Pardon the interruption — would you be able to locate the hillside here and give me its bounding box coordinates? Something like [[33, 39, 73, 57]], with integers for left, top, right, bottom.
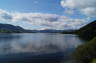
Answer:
[[0, 23, 25, 33], [73, 20, 96, 63], [0, 23, 66, 33], [76, 20, 96, 40]]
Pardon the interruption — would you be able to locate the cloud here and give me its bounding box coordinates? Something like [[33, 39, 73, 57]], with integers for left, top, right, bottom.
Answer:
[[0, 9, 13, 21], [81, 8, 96, 17], [64, 9, 75, 15], [61, 0, 96, 17], [0, 9, 87, 30]]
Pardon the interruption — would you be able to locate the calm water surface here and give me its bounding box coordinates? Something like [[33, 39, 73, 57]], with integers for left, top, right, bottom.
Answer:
[[0, 33, 84, 63]]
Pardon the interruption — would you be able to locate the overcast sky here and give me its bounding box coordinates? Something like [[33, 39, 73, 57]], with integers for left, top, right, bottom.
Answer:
[[0, 0, 95, 30]]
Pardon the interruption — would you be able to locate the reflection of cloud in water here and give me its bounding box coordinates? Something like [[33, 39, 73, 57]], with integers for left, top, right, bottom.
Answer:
[[11, 41, 65, 53], [0, 33, 84, 55], [0, 41, 67, 54]]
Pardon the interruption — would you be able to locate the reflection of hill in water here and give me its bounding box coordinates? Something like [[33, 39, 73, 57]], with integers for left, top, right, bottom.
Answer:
[[0, 34, 21, 41]]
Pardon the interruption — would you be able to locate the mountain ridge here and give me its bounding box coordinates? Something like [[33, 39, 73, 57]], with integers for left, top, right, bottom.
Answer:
[[0, 23, 71, 33], [76, 20, 96, 40]]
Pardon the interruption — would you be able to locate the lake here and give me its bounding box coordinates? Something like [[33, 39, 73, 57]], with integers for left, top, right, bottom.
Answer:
[[0, 33, 84, 63]]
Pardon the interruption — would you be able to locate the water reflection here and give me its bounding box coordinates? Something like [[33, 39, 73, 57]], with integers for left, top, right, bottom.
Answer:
[[0, 33, 85, 63], [0, 33, 21, 42], [0, 52, 65, 63], [0, 33, 84, 55]]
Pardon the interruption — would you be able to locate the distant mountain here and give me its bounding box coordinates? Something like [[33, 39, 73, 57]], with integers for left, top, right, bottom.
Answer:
[[34, 29, 64, 33], [76, 20, 96, 40], [0, 23, 67, 33], [0, 23, 25, 33], [24, 29, 64, 33], [62, 30, 77, 34], [28, 29, 77, 33], [0, 23, 89, 33]]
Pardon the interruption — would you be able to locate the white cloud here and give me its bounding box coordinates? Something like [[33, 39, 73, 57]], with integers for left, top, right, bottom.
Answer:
[[61, 0, 96, 17], [64, 9, 75, 15], [81, 8, 96, 17], [0, 9, 87, 30], [61, 0, 96, 8], [0, 9, 12, 21]]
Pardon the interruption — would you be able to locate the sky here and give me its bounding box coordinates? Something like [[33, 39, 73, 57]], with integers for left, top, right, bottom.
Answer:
[[0, 0, 95, 30]]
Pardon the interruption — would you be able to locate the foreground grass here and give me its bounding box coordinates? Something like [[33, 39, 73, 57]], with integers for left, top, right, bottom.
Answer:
[[91, 59, 96, 63], [73, 37, 96, 63]]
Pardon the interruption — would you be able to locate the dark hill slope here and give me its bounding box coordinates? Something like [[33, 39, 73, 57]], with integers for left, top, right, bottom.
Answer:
[[77, 20, 96, 40], [0, 23, 24, 33]]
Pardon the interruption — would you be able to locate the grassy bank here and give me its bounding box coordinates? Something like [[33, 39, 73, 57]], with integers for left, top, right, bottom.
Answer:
[[91, 59, 96, 63], [73, 37, 96, 63]]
